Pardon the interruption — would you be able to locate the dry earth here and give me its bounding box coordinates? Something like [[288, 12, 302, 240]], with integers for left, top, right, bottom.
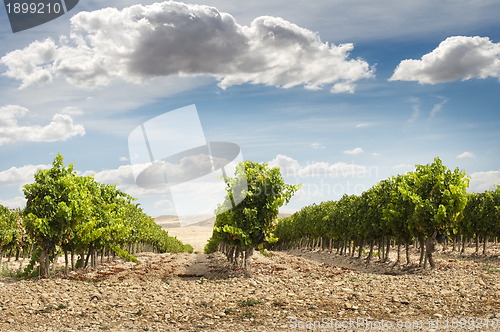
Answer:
[[0, 226, 499, 331], [155, 215, 214, 252], [165, 225, 213, 252]]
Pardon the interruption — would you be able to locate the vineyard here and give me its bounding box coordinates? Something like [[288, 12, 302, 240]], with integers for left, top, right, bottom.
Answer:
[[0, 156, 499, 331], [270, 157, 500, 269], [1, 156, 499, 278], [205, 157, 499, 274], [0, 154, 192, 278]]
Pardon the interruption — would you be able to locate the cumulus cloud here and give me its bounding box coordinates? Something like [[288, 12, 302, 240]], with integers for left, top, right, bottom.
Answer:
[[269, 154, 367, 178], [390, 36, 500, 84], [82, 164, 135, 188], [0, 163, 133, 192], [81, 165, 170, 197], [469, 171, 500, 193], [0, 164, 49, 187], [457, 151, 475, 159], [0, 196, 26, 209], [268, 154, 300, 175], [0, 39, 57, 89], [0, 1, 373, 93], [81, 161, 228, 207], [1, 154, 371, 216], [343, 147, 364, 155], [0, 105, 85, 145]]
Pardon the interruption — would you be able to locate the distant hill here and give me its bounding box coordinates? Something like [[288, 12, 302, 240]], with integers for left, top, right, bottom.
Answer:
[[154, 214, 215, 228], [155, 212, 291, 228], [154, 215, 180, 228], [191, 215, 216, 226]]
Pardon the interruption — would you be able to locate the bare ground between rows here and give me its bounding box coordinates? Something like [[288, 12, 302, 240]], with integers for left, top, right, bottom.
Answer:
[[0, 246, 499, 331]]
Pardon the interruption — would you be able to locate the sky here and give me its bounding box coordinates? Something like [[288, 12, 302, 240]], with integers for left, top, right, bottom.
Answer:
[[0, 0, 499, 219]]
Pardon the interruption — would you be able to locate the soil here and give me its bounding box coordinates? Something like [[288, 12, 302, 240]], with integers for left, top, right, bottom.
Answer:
[[0, 231, 499, 331]]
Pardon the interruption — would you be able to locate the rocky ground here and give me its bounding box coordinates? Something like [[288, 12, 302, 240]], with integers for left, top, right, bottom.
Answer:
[[0, 244, 499, 331]]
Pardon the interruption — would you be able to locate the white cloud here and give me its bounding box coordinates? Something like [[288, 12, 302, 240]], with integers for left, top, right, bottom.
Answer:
[[0, 164, 49, 187], [0, 39, 57, 89], [0, 196, 26, 209], [82, 164, 136, 188], [269, 154, 300, 175], [355, 123, 369, 128], [0, 1, 373, 93], [0, 105, 85, 145], [457, 151, 475, 159], [310, 142, 325, 149], [81, 165, 171, 198], [0, 155, 370, 217], [343, 147, 364, 155], [269, 154, 367, 178], [330, 81, 356, 94], [71, 1, 500, 43], [390, 36, 500, 84], [81, 162, 232, 216], [469, 171, 500, 193]]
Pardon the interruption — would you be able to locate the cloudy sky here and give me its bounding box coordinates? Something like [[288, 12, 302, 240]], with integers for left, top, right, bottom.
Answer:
[[0, 0, 499, 217]]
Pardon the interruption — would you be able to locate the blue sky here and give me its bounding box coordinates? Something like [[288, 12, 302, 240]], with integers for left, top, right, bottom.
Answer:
[[0, 1, 499, 217]]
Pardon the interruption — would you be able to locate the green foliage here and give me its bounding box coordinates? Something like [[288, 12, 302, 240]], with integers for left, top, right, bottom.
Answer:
[[109, 244, 140, 263], [382, 175, 415, 242], [22, 247, 41, 278], [19, 153, 192, 276], [205, 161, 300, 253], [0, 205, 22, 251], [399, 157, 469, 238], [273, 156, 475, 255], [23, 154, 88, 270], [461, 188, 500, 241]]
